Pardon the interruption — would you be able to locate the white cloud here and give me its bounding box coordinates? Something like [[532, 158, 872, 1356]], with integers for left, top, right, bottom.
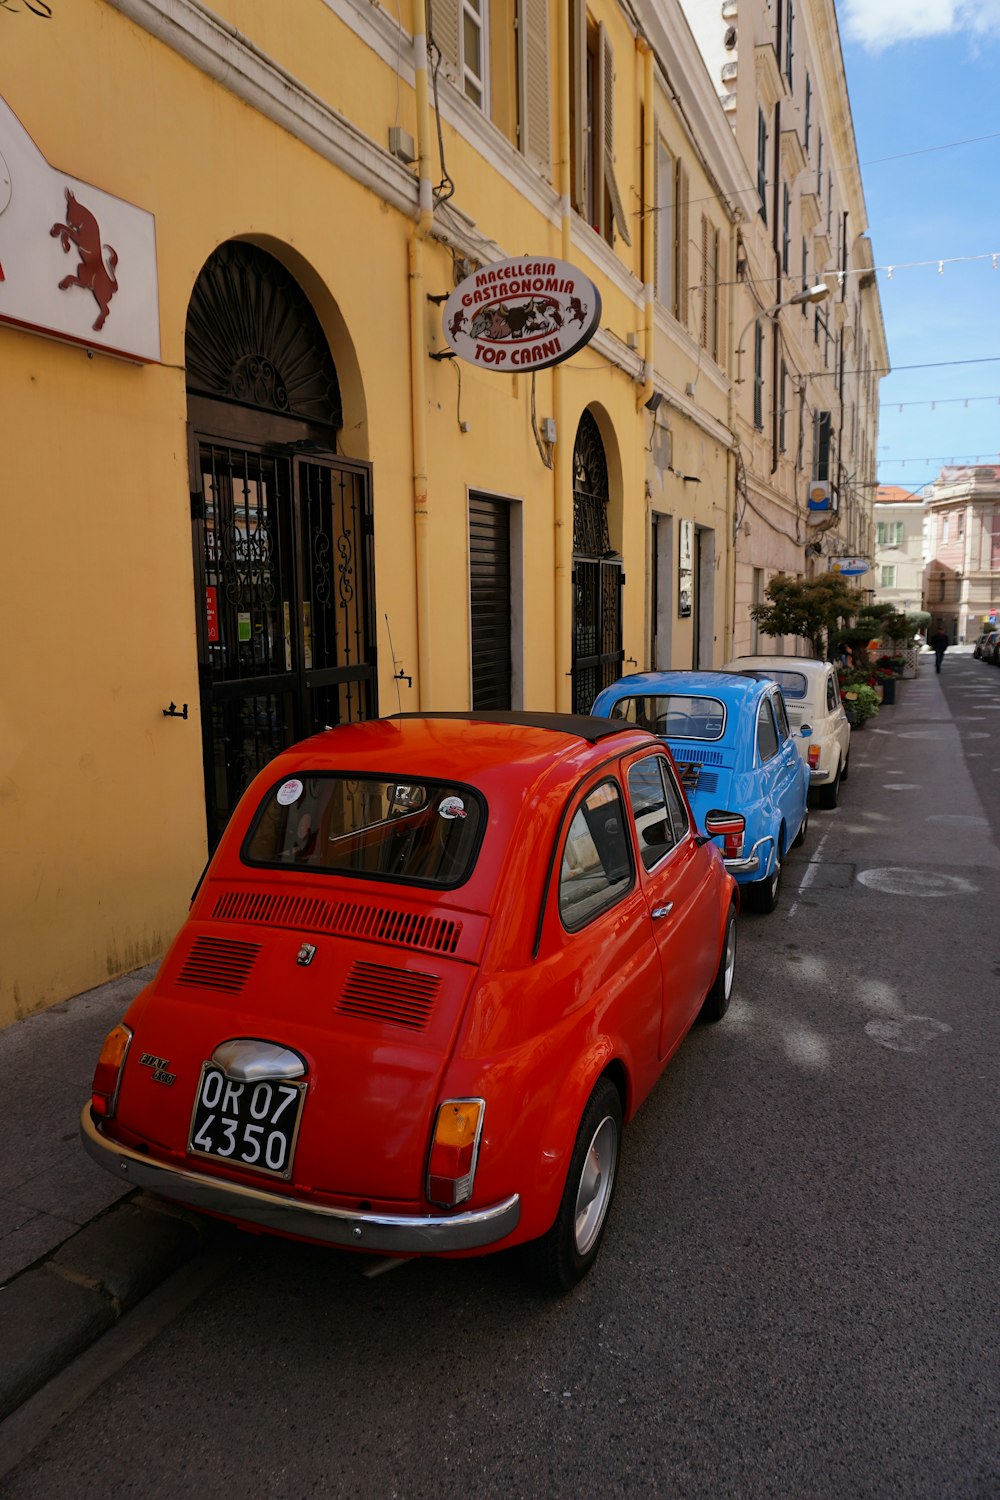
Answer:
[[841, 0, 1000, 51]]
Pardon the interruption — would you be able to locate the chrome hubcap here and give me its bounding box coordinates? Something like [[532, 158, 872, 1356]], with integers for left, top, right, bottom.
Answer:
[[573, 1116, 618, 1255], [723, 918, 737, 998]]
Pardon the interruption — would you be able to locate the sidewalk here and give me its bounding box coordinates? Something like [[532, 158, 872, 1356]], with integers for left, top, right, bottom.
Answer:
[[0, 966, 214, 1420]]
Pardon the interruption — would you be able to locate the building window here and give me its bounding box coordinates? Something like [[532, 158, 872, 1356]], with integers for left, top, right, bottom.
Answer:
[[784, 0, 794, 83], [813, 409, 832, 481], [782, 184, 791, 273], [941, 516, 949, 542], [804, 74, 811, 151], [653, 141, 688, 324], [877, 520, 904, 545], [816, 127, 823, 195], [757, 110, 768, 221], [431, 0, 550, 174], [779, 361, 788, 452], [700, 215, 719, 360], [880, 565, 897, 588], [753, 321, 764, 430], [460, 0, 488, 107], [570, 6, 630, 247]]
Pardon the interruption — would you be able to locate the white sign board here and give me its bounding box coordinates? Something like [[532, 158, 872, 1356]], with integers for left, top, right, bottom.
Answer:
[[443, 256, 601, 371], [0, 95, 160, 362], [829, 557, 869, 577]]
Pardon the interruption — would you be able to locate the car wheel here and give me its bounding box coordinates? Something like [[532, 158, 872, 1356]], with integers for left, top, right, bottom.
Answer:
[[699, 902, 737, 1023], [840, 752, 850, 783], [793, 803, 809, 847], [748, 838, 783, 914], [523, 1077, 622, 1294], [818, 759, 841, 809]]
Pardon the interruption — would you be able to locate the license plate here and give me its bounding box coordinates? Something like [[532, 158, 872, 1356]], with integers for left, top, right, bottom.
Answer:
[[188, 1064, 306, 1179]]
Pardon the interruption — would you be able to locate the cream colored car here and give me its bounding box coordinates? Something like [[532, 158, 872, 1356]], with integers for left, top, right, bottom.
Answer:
[[721, 656, 851, 809]]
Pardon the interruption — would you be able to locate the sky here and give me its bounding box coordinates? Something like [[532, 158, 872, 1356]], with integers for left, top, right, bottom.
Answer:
[[837, 0, 1000, 496]]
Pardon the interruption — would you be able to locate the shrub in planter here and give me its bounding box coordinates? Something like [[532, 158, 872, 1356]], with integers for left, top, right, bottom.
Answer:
[[843, 682, 880, 727]]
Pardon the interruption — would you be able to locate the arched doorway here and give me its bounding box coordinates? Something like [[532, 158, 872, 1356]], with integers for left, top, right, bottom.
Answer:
[[185, 241, 377, 845], [571, 409, 623, 712]]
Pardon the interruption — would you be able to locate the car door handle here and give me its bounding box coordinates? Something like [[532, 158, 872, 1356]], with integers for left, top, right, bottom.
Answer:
[[651, 903, 674, 920]]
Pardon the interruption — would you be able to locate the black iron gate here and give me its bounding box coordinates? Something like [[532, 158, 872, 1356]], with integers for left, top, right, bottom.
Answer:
[[571, 410, 623, 713], [192, 439, 376, 845]]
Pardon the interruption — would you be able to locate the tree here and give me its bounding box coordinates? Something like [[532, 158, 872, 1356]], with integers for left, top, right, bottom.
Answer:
[[750, 573, 860, 659]]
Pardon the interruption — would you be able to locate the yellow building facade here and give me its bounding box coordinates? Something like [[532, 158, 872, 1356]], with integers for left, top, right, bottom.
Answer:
[[2, 0, 755, 1024]]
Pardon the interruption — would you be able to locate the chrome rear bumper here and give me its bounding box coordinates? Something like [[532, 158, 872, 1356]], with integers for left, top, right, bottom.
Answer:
[[81, 1105, 520, 1255]]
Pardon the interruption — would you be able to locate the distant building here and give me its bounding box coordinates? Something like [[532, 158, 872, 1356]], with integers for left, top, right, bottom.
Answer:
[[921, 467, 1000, 643], [873, 485, 925, 619]]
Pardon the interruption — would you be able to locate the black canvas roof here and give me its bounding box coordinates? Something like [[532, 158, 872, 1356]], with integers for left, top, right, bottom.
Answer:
[[386, 711, 644, 745]]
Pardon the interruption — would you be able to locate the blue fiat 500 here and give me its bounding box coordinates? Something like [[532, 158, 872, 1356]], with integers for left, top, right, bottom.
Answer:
[[592, 671, 809, 913]]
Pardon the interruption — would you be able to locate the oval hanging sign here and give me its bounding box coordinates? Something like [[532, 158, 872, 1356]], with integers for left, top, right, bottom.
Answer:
[[829, 556, 869, 577], [442, 257, 602, 371]]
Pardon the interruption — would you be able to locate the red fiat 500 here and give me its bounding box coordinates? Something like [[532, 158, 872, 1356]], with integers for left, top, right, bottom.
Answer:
[[82, 713, 739, 1291]]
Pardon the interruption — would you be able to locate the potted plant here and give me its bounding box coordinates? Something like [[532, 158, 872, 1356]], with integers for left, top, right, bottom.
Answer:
[[842, 681, 880, 728]]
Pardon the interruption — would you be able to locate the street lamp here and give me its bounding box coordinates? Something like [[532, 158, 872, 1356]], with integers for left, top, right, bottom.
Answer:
[[734, 282, 830, 384]]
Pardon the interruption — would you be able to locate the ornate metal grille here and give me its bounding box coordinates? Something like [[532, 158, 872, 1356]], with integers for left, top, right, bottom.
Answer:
[[571, 411, 622, 713], [186, 242, 343, 427], [186, 242, 374, 847]]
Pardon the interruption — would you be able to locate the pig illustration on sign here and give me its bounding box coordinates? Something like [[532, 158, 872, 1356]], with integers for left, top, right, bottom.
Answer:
[[51, 188, 119, 331]]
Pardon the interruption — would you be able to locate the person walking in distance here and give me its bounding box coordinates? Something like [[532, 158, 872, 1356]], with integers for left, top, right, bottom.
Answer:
[[930, 625, 950, 674]]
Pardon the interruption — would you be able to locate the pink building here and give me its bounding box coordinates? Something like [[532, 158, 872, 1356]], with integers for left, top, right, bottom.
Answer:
[[922, 466, 1000, 643]]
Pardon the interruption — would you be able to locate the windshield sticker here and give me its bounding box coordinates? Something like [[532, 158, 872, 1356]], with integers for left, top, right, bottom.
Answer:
[[276, 778, 304, 807], [438, 796, 467, 820]]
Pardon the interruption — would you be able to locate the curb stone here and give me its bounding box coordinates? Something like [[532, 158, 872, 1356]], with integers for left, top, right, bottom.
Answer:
[[0, 1193, 210, 1420]]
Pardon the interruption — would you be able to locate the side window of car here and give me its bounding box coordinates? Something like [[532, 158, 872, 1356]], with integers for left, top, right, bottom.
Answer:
[[661, 762, 691, 842], [559, 780, 634, 928], [772, 692, 791, 742], [827, 672, 839, 712], [757, 699, 780, 762], [626, 757, 679, 870]]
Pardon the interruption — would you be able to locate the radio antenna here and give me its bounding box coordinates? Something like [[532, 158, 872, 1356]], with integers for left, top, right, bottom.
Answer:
[[384, 614, 412, 715]]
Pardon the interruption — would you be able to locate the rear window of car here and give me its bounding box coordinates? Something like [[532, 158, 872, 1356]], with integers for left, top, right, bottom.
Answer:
[[606, 694, 725, 740], [750, 669, 808, 700], [243, 774, 486, 887]]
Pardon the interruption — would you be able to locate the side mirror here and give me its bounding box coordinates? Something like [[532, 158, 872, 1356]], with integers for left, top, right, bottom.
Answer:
[[702, 809, 746, 840]]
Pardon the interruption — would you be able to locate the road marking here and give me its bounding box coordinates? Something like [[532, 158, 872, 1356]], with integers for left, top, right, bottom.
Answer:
[[786, 828, 831, 918], [882, 783, 922, 791], [926, 813, 989, 826]]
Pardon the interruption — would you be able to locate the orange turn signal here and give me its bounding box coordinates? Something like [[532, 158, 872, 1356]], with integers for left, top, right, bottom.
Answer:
[[427, 1098, 485, 1207], [91, 1024, 133, 1119]]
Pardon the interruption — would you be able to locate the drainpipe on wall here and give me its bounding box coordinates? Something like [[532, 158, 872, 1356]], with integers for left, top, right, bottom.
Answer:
[[409, 10, 435, 708], [553, 0, 573, 709], [636, 37, 655, 415]]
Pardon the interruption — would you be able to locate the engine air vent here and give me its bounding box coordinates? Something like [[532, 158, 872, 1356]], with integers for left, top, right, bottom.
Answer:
[[211, 891, 462, 955], [177, 936, 261, 993], [336, 962, 441, 1031]]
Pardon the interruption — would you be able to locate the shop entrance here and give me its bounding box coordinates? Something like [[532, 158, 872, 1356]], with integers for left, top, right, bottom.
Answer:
[[186, 244, 376, 846], [571, 410, 623, 712]]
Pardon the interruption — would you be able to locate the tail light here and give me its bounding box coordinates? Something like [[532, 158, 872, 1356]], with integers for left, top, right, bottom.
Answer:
[[704, 809, 746, 860], [91, 1024, 133, 1120], [807, 744, 821, 769], [427, 1098, 485, 1207]]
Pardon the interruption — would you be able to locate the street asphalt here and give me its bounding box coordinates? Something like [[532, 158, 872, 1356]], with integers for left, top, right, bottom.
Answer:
[[0, 645, 985, 1430]]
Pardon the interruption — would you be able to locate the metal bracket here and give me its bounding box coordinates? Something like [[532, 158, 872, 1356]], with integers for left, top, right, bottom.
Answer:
[[162, 702, 189, 720]]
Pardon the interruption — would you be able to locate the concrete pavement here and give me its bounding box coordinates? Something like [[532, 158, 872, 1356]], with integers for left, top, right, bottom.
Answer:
[[0, 967, 214, 1420]]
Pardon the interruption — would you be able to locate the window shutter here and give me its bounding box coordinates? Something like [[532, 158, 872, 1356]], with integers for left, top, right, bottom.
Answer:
[[431, 0, 460, 71], [673, 160, 689, 325], [699, 215, 709, 349], [517, 0, 551, 176], [598, 23, 631, 245], [570, 0, 586, 212]]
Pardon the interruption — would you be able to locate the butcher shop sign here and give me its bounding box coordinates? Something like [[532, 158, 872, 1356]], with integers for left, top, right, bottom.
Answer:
[[443, 256, 601, 371], [0, 95, 160, 362]]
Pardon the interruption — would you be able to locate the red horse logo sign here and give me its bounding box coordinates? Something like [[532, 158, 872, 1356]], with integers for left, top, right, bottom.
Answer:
[[50, 187, 119, 330]]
